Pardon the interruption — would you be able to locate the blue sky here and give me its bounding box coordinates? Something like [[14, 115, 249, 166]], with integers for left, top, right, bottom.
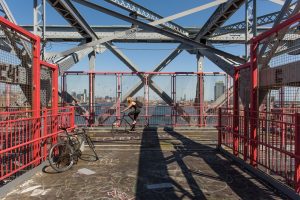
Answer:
[[4, 0, 283, 99]]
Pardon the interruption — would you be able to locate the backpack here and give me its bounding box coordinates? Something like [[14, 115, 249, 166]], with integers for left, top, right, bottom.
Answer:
[[135, 100, 143, 108]]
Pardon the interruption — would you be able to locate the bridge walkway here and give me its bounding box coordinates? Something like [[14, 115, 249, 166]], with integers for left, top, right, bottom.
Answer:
[[2, 128, 287, 200]]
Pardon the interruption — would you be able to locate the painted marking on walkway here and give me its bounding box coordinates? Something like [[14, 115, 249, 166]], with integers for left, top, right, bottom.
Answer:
[[147, 183, 173, 190]]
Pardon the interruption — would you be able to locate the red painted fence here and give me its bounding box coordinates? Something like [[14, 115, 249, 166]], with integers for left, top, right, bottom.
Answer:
[[218, 108, 300, 190], [218, 12, 300, 193], [0, 107, 75, 184]]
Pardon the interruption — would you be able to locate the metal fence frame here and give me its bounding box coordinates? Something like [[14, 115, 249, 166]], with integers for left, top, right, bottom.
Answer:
[[0, 16, 75, 185], [218, 12, 300, 193], [62, 71, 230, 127]]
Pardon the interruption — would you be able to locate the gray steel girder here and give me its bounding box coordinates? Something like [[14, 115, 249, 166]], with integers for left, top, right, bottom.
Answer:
[[195, 0, 245, 40], [212, 9, 291, 37], [258, 0, 300, 105], [104, 0, 189, 36], [259, 0, 299, 67], [49, 0, 191, 123], [20, 25, 271, 43], [71, 0, 245, 65]]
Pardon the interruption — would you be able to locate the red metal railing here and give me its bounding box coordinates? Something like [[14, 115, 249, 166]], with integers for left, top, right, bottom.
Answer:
[[62, 71, 231, 127], [73, 105, 219, 127], [218, 12, 300, 193], [0, 107, 75, 184], [218, 108, 300, 191]]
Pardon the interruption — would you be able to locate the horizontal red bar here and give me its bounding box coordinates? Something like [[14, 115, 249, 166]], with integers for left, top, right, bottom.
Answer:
[[63, 71, 227, 75], [252, 12, 300, 43], [40, 61, 58, 70], [0, 16, 37, 41]]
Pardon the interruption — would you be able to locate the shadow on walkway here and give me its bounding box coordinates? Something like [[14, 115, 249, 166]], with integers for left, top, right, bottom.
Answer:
[[135, 127, 281, 200]]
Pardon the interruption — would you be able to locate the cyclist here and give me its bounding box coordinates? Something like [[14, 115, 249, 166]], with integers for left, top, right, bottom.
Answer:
[[121, 97, 141, 131]]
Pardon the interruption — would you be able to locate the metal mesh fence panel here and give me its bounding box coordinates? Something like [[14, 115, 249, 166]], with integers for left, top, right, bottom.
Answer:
[[0, 23, 33, 112], [40, 65, 52, 108]]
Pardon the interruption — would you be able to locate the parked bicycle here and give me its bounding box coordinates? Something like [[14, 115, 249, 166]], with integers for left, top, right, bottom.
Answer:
[[48, 127, 99, 172]]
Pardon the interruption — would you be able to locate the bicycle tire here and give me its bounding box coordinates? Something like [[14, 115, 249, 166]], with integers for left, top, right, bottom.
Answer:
[[48, 142, 74, 172], [85, 135, 99, 160], [111, 118, 122, 133]]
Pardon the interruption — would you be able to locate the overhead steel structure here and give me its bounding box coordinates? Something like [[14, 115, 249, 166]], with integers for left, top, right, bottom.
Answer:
[[0, 0, 299, 123]]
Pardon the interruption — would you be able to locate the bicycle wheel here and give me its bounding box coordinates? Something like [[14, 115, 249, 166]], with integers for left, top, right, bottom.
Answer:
[[85, 135, 99, 160], [48, 142, 74, 172], [111, 118, 122, 133]]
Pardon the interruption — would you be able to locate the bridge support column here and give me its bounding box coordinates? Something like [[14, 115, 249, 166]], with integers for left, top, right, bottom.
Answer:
[[144, 74, 149, 126], [88, 50, 96, 126], [116, 74, 121, 121], [171, 75, 177, 126], [196, 53, 204, 127], [33, 36, 41, 165], [233, 68, 239, 156], [250, 42, 258, 167]]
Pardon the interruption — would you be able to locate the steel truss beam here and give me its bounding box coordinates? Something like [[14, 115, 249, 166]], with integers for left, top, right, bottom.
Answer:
[[212, 9, 292, 37], [20, 25, 271, 44], [99, 44, 192, 124], [195, 0, 245, 40], [49, 0, 192, 123], [258, 0, 300, 105], [259, 0, 300, 67], [33, 0, 46, 57], [104, 0, 189, 36], [68, 0, 245, 66], [122, 44, 184, 100]]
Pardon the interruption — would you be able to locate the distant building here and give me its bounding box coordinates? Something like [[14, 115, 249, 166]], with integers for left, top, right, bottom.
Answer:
[[214, 81, 225, 101]]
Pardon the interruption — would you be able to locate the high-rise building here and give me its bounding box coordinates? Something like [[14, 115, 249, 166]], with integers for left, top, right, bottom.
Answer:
[[214, 81, 225, 101], [72, 91, 76, 98]]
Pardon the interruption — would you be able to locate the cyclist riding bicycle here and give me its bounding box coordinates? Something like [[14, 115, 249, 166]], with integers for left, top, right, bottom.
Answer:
[[121, 97, 141, 131]]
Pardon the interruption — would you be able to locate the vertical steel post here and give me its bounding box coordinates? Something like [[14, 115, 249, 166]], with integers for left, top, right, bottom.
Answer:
[[52, 66, 58, 134], [226, 74, 229, 109], [295, 113, 300, 192], [42, 108, 47, 160], [144, 74, 149, 126], [62, 73, 66, 106], [245, 0, 257, 59], [280, 88, 285, 150], [266, 91, 271, 173], [196, 53, 204, 127], [244, 109, 248, 161], [32, 36, 41, 165], [33, 0, 46, 59], [88, 50, 96, 126], [250, 42, 258, 167], [218, 107, 222, 149], [171, 75, 176, 126], [88, 72, 95, 126], [233, 67, 239, 156], [199, 72, 204, 127], [116, 73, 121, 121], [70, 106, 75, 128]]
